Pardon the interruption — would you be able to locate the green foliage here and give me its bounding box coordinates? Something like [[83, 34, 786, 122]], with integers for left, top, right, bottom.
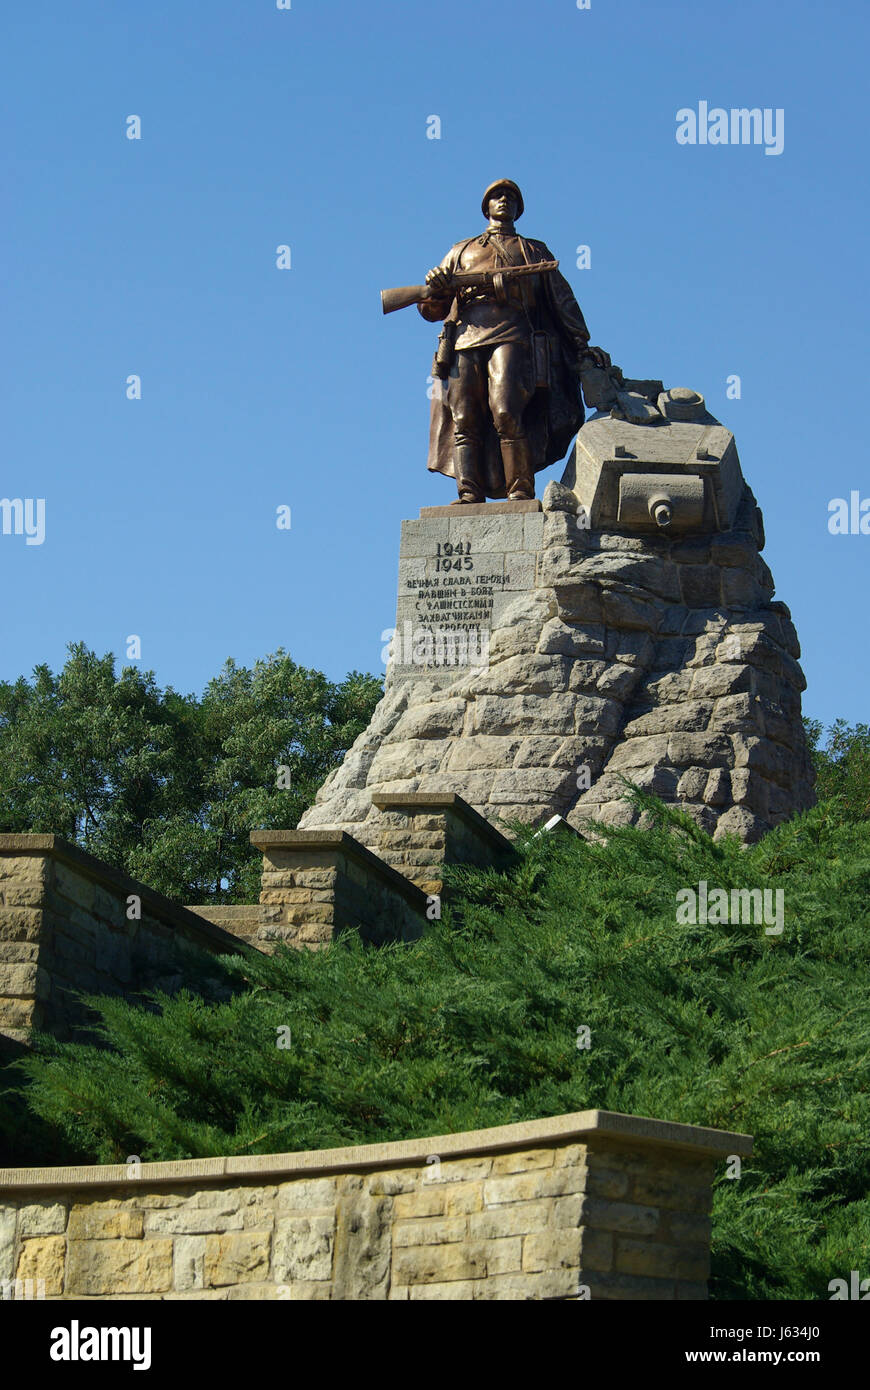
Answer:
[[804, 716, 870, 821], [0, 1041, 92, 1168], [0, 643, 383, 903], [10, 788, 870, 1299]]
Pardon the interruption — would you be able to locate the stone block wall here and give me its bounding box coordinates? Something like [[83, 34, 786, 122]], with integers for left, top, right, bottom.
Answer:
[[371, 793, 513, 897], [0, 836, 247, 1046], [0, 801, 510, 1024], [391, 502, 544, 683], [249, 830, 428, 950], [0, 1109, 751, 1300], [191, 802, 510, 948], [184, 904, 263, 946]]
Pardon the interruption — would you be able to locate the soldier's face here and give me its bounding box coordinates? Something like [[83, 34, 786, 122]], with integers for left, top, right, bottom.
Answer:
[[488, 191, 517, 222]]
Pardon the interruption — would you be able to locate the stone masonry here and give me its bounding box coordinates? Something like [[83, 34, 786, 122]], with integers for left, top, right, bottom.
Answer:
[[0, 802, 514, 1044], [0, 1109, 752, 1301], [300, 409, 814, 846], [191, 803, 510, 947], [371, 793, 513, 897], [0, 835, 246, 1047], [249, 829, 428, 949]]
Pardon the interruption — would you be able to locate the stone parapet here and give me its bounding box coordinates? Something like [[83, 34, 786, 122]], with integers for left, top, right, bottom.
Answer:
[[0, 835, 248, 1046], [0, 1108, 752, 1301], [249, 829, 428, 949], [371, 792, 513, 897]]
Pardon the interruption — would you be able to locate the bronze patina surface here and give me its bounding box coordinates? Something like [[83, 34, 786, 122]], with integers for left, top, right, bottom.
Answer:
[[383, 179, 610, 504]]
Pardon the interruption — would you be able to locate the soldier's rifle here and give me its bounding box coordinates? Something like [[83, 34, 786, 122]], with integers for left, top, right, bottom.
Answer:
[[380, 260, 559, 315]]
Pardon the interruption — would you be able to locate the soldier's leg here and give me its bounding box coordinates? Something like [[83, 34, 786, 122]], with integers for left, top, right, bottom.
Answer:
[[448, 350, 488, 502], [488, 343, 536, 500]]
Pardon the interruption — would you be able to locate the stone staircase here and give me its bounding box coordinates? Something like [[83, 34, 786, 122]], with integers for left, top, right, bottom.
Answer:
[[0, 796, 515, 1045], [188, 792, 514, 953]]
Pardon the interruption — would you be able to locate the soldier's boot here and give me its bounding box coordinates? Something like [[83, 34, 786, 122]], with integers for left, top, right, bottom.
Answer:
[[454, 443, 486, 504], [500, 437, 535, 501]]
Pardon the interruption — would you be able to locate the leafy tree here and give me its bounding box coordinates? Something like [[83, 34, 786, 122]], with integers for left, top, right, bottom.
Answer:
[[0, 643, 382, 903], [804, 717, 870, 821]]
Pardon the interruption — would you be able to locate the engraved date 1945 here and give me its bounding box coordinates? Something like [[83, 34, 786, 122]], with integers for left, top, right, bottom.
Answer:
[[435, 541, 473, 571]]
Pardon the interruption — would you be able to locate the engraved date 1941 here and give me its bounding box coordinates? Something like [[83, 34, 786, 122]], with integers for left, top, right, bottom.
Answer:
[[435, 541, 473, 571]]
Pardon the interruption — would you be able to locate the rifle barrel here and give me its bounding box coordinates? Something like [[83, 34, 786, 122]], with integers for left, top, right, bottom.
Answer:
[[380, 259, 559, 315]]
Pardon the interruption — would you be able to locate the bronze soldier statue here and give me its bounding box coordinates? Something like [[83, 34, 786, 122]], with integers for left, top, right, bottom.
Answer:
[[418, 179, 610, 504]]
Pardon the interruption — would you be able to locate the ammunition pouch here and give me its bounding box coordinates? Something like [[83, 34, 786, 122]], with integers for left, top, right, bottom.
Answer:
[[433, 320, 458, 379]]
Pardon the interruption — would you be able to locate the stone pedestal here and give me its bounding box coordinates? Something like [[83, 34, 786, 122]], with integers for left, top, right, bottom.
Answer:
[[300, 411, 814, 846], [390, 500, 543, 685]]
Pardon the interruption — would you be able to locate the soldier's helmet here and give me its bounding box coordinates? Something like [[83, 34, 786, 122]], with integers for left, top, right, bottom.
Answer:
[[481, 179, 524, 219]]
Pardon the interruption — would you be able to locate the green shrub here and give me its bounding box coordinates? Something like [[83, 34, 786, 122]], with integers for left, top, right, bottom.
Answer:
[[8, 789, 870, 1299]]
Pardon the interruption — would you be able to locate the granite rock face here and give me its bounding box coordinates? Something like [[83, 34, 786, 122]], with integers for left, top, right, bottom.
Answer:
[[300, 412, 813, 846]]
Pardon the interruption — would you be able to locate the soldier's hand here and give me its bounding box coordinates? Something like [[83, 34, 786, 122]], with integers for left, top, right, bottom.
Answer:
[[425, 267, 452, 295], [583, 345, 612, 371]]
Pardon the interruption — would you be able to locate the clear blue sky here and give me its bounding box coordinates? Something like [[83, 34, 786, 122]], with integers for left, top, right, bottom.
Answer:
[[2, 0, 866, 727]]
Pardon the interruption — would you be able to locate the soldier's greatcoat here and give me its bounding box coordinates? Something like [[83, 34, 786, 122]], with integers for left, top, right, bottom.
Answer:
[[420, 231, 591, 498]]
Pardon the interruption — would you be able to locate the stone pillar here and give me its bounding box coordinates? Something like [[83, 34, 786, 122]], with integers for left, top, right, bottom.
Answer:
[[371, 792, 513, 897], [0, 848, 50, 1044], [251, 830, 428, 949]]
